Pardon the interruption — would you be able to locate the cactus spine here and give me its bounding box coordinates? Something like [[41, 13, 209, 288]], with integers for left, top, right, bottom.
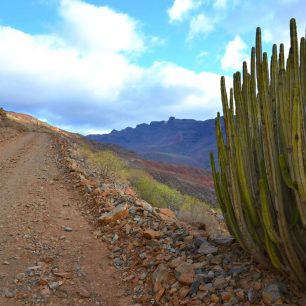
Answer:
[[211, 19, 306, 286]]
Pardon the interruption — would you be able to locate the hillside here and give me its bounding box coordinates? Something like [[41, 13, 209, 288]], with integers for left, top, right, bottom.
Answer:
[[1, 108, 305, 305], [85, 139, 216, 205], [87, 116, 223, 169]]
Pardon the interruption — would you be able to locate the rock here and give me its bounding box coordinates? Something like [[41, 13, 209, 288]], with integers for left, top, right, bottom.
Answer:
[[235, 289, 244, 301], [3, 288, 16, 298], [211, 236, 235, 246], [194, 237, 207, 248], [135, 200, 153, 212], [85, 184, 92, 193], [155, 288, 165, 302], [169, 257, 185, 269], [112, 234, 119, 242], [54, 288, 68, 298], [210, 254, 223, 265], [99, 203, 129, 223], [247, 287, 258, 303], [139, 252, 146, 259], [184, 235, 194, 244], [228, 266, 245, 276], [198, 240, 218, 255], [15, 273, 25, 280], [26, 265, 42, 272], [143, 229, 161, 240], [189, 279, 201, 297], [64, 226, 73, 232], [152, 263, 168, 294], [77, 287, 91, 298], [140, 271, 148, 280], [2, 261, 9, 265], [254, 281, 261, 290], [221, 291, 232, 302], [157, 208, 176, 222], [262, 283, 282, 305], [53, 272, 72, 279], [210, 293, 220, 303], [213, 276, 227, 289], [216, 214, 224, 221], [175, 262, 195, 285], [41, 287, 51, 296], [159, 208, 176, 218], [39, 278, 49, 286], [179, 287, 190, 299], [49, 281, 63, 289], [92, 188, 101, 196], [113, 257, 123, 267], [251, 271, 261, 281]]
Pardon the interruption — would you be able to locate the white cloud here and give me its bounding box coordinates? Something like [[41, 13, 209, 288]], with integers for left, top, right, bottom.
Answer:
[[59, 0, 144, 53], [188, 13, 215, 39], [0, 26, 143, 101], [0, 0, 224, 134], [167, 0, 200, 22], [137, 62, 224, 118], [213, 0, 228, 9], [221, 35, 249, 71]]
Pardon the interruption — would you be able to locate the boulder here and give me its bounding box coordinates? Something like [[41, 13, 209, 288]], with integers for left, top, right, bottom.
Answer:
[[158, 208, 176, 219], [99, 203, 129, 224], [135, 200, 153, 212], [198, 240, 218, 255], [211, 236, 235, 246]]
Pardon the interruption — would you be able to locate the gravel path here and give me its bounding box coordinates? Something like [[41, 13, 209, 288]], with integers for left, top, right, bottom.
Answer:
[[0, 132, 130, 306]]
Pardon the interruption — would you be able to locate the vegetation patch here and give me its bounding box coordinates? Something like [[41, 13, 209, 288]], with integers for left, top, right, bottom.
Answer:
[[80, 145, 221, 231]]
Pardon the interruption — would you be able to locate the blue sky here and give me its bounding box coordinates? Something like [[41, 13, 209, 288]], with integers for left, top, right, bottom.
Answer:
[[0, 0, 305, 134]]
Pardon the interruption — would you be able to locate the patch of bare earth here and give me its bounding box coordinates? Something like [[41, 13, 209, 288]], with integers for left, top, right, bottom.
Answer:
[[0, 132, 131, 305]]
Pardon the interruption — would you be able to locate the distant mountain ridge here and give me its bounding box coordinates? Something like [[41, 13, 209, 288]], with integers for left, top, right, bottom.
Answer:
[[87, 116, 221, 169]]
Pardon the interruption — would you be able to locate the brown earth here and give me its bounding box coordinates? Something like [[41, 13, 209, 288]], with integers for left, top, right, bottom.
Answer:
[[0, 131, 131, 305]]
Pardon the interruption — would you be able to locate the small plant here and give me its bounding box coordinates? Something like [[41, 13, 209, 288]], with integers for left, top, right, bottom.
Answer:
[[211, 19, 306, 285], [80, 147, 126, 179]]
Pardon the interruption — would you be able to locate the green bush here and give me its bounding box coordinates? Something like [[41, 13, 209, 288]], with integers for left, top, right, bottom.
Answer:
[[80, 147, 126, 179]]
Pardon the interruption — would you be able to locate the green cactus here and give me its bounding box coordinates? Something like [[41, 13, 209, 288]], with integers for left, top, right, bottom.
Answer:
[[211, 19, 306, 286]]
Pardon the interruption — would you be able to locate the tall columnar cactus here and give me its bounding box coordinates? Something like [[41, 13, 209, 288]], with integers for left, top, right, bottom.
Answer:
[[211, 19, 306, 286]]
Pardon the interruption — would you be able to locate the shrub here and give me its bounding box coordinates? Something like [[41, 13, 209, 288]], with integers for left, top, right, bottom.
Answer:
[[80, 147, 126, 179]]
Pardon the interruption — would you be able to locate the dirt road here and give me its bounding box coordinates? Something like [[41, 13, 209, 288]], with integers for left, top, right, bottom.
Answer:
[[0, 132, 130, 305]]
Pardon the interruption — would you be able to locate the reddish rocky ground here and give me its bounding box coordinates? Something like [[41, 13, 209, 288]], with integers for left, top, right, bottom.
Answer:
[[0, 127, 305, 306]]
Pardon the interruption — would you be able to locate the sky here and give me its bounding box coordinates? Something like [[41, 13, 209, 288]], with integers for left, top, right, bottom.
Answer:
[[0, 0, 305, 134]]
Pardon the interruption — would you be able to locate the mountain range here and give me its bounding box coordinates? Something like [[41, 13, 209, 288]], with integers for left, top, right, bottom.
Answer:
[[87, 116, 221, 169]]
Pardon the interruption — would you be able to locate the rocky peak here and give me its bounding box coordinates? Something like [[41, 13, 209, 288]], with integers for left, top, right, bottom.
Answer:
[[87, 117, 222, 169]]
